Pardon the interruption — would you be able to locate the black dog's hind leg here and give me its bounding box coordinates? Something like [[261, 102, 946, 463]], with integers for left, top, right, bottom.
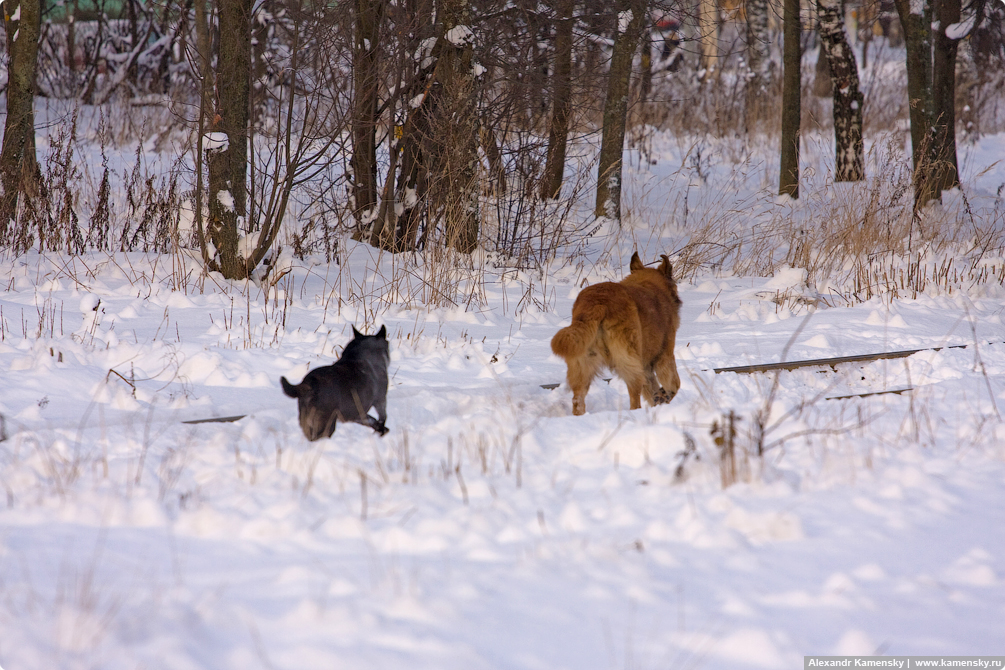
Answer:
[[322, 411, 339, 439], [375, 396, 388, 432]]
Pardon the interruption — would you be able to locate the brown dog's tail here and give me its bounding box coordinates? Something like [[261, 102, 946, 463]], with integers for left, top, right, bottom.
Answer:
[[551, 304, 606, 359]]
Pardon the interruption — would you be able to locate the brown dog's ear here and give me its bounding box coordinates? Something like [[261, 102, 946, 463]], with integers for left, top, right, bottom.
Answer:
[[630, 252, 645, 272], [659, 254, 673, 279]]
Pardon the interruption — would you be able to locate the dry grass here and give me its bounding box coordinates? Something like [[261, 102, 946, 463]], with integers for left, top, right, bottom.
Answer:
[[655, 136, 1005, 305]]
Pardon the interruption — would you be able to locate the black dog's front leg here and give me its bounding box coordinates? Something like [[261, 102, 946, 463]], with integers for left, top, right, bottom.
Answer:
[[364, 415, 389, 436]]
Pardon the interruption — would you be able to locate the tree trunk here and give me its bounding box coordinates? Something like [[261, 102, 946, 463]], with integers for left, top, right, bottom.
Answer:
[[541, 0, 574, 200], [67, 0, 78, 71], [594, 0, 644, 221], [779, 0, 801, 197], [0, 0, 41, 247], [699, 0, 719, 77], [437, 0, 479, 253], [932, 0, 961, 191], [745, 0, 772, 126], [207, 0, 252, 278], [350, 0, 386, 233], [193, 0, 215, 269], [639, 24, 653, 101], [388, 0, 434, 252], [894, 0, 940, 207], [392, 105, 431, 251], [745, 0, 771, 87], [126, 0, 139, 85], [818, 0, 864, 181]]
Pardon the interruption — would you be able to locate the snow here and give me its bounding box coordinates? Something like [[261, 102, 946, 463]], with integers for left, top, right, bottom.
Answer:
[[1, 110, 1005, 668], [204, 131, 229, 152], [618, 10, 634, 34], [444, 25, 474, 48], [945, 16, 977, 39], [415, 36, 437, 67], [238, 229, 261, 259], [216, 189, 235, 212], [403, 185, 418, 208]]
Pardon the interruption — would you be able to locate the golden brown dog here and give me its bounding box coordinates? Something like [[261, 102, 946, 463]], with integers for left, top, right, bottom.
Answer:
[[551, 252, 682, 415]]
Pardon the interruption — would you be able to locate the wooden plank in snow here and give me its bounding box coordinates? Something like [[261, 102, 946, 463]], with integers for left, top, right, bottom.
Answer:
[[713, 344, 973, 375], [182, 415, 247, 425]]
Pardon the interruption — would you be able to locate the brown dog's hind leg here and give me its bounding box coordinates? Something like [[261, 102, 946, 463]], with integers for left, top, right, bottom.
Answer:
[[653, 348, 681, 404], [607, 336, 649, 410], [614, 356, 648, 410], [566, 355, 600, 416], [647, 368, 671, 405]]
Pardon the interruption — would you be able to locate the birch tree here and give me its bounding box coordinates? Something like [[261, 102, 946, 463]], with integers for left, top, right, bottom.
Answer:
[[817, 0, 864, 181], [745, 0, 771, 94]]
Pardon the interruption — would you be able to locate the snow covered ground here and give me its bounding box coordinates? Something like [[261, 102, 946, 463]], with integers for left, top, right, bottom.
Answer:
[[1, 129, 1004, 669]]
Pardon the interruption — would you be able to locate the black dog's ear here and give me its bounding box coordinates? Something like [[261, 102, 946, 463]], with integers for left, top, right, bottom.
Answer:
[[659, 254, 673, 279], [376, 324, 386, 339], [630, 252, 645, 272], [280, 376, 299, 398], [351, 325, 361, 338]]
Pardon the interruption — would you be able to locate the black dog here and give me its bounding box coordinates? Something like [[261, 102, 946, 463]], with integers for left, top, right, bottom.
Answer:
[[281, 325, 390, 440]]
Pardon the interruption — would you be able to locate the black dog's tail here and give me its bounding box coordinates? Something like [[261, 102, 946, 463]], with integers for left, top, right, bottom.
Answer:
[[280, 377, 302, 398]]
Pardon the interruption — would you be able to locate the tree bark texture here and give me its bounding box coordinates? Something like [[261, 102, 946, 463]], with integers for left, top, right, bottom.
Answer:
[[745, 0, 771, 88], [391, 104, 431, 251], [639, 25, 653, 101], [778, 0, 801, 198], [435, 0, 479, 253], [744, 0, 772, 127], [817, 0, 864, 181], [594, 0, 644, 221], [192, 0, 214, 268], [932, 0, 961, 191], [351, 0, 386, 232], [699, 0, 719, 77], [386, 0, 434, 252], [893, 0, 940, 207], [0, 0, 41, 245], [541, 0, 574, 200], [207, 0, 252, 278]]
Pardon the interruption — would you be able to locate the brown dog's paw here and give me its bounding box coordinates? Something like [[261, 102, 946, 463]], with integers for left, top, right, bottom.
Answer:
[[653, 388, 672, 405]]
